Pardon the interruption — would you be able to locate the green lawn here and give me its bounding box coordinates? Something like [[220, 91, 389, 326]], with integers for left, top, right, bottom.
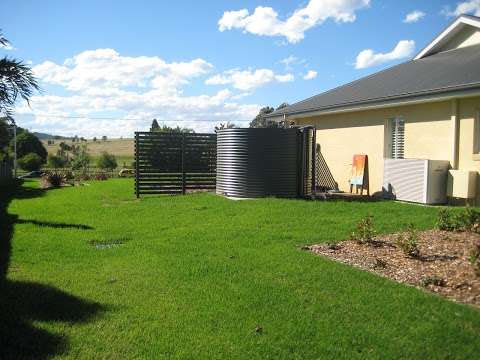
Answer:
[[1, 179, 479, 359]]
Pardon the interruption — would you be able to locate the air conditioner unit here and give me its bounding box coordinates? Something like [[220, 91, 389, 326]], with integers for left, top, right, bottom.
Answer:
[[383, 159, 450, 204], [447, 170, 477, 199]]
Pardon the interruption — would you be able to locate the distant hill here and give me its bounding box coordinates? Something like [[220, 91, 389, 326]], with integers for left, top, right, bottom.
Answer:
[[33, 132, 70, 140]]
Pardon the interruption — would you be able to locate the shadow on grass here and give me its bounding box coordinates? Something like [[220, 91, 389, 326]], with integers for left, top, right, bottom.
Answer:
[[17, 218, 94, 230], [0, 180, 105, 359]]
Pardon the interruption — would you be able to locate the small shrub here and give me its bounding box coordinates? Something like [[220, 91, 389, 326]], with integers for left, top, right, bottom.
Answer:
[[41, 171, 65, 188], [437, 208, 480, 232], [462, 208, 480, 232], [93, 172, 108, 181], [372, 257, 387, 269], [97, 152, 117, 171], [469, 240, 480, 276], [420, 276, 446, 287], [18, 153, 44, 171], [396, 224, 420, 258], [350, 216, 376, 244]]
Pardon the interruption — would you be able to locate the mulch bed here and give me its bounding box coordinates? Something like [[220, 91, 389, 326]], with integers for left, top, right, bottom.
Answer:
[[307, 230, 480, 307]]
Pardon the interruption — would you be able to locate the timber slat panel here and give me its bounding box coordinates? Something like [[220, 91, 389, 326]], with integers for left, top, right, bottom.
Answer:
[[135, 132, 216, 197]]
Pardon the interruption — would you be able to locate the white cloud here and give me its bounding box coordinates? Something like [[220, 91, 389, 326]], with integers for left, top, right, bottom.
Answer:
[[218, 0, 370, 43], [33, 49, 213, 94], [303, 70, 318, 80], [205, 68, 293, 91], [17, 49, 265, 137], [444, 0, 480, 17], [403, 10, 425, 23], [355, 40, 415, 69], [280, 55, 298, 70], [279, 55, 307, 70]]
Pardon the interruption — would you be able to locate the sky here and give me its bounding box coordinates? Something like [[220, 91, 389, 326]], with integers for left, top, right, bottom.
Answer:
[[1, 0, 479, 138]]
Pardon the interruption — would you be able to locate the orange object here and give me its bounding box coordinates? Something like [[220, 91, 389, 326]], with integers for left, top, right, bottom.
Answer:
[[350, 155, 369, 195]]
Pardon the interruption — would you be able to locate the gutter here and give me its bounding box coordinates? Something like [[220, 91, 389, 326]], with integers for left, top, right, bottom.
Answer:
[[267, 87, 480, 121]]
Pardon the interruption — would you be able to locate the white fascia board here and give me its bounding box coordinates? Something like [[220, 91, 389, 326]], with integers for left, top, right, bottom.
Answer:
[[415, 16, 480, 60]]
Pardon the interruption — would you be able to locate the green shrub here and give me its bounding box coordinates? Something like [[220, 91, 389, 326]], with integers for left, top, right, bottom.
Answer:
[[350, 216, 376, 244], [71, 144, 90, 172], [17, 152, 44, 171], [396, 224, 420, 258], [463, 208, 480, 232], [437, 208, 480, 232], [47, 154, 66, 168], [420, 276, 446, 287], [469, 241, 480, 276], [97, 152, 117, 171]]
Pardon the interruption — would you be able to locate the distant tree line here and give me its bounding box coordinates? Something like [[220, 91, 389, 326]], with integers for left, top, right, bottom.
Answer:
[[148, 103, 289, 135], [150, 119, 194, 133]]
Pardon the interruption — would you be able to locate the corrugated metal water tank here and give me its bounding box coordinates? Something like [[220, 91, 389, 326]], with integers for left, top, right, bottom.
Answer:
[[216, 128, 314, 198]]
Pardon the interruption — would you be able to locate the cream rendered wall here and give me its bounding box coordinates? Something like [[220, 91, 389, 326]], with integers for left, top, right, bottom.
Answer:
[[457, 97, 480, 202], [297, 113, 386, 194], [294, 101, 454, 195]]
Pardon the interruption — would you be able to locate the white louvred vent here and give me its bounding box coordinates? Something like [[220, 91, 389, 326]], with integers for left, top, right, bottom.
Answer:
[[391, 117, 404, 159]]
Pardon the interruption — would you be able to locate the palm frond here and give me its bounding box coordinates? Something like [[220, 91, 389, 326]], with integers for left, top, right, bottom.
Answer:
[[0, 29, 10, 48], [0, 57, 39, 117]]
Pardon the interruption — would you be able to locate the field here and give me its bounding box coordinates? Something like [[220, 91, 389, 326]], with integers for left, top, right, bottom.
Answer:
[[1, 179, 480, 359], [42, 138, 134, 167]]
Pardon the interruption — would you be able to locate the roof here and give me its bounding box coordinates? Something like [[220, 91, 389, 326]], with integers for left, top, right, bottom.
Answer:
[[268, 15, 480, 119], [415, 14, 480, 59]]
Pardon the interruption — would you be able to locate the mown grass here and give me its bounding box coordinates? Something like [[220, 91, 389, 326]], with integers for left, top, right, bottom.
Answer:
[[2, 179, 480, 359]]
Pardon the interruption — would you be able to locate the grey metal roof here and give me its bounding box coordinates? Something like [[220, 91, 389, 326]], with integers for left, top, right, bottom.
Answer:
[[268, 43, 480, 118]]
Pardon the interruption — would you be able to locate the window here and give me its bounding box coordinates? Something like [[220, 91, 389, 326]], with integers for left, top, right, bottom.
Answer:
[[385, 117, 405, 159]]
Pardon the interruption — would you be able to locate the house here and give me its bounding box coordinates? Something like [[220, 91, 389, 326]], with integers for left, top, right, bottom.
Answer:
[[267, 14, 480, 203]]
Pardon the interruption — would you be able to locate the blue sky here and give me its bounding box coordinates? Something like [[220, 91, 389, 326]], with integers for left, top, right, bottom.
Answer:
[[0, 0, 477, 137]]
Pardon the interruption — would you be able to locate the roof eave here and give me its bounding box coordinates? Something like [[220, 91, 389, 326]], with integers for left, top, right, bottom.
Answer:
[[414, 14, 480, 60], [266, 86, 480, 120]]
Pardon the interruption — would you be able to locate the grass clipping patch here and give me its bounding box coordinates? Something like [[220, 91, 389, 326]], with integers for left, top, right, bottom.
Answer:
[[308, 230, 480, 307]]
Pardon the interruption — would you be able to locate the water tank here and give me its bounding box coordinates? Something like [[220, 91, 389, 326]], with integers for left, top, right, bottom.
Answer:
[[216, 127, 315, 198]]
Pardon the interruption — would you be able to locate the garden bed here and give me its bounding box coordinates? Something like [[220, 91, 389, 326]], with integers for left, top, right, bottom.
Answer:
[[307, 230, 480, 307]]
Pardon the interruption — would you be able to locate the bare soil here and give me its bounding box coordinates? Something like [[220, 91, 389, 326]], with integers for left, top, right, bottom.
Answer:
[[307, 230, 480, 307]]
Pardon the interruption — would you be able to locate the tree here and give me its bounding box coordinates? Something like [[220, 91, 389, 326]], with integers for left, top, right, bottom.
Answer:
[[47, 154, 66, 168], [71, 144, 90, 172], [249, 106, 274, 128], [15, 131, 48, 162], [93, 137, 97, 142], [214, 122, 237, 132], [249, 103, 289, 128], [102, 136, 107, 141], [18, 153, 43, 171], [97, 152, 117, 171], [0, 31, 39, 119], [0, 117, 9, 160], [150, 119, 160, 131]]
